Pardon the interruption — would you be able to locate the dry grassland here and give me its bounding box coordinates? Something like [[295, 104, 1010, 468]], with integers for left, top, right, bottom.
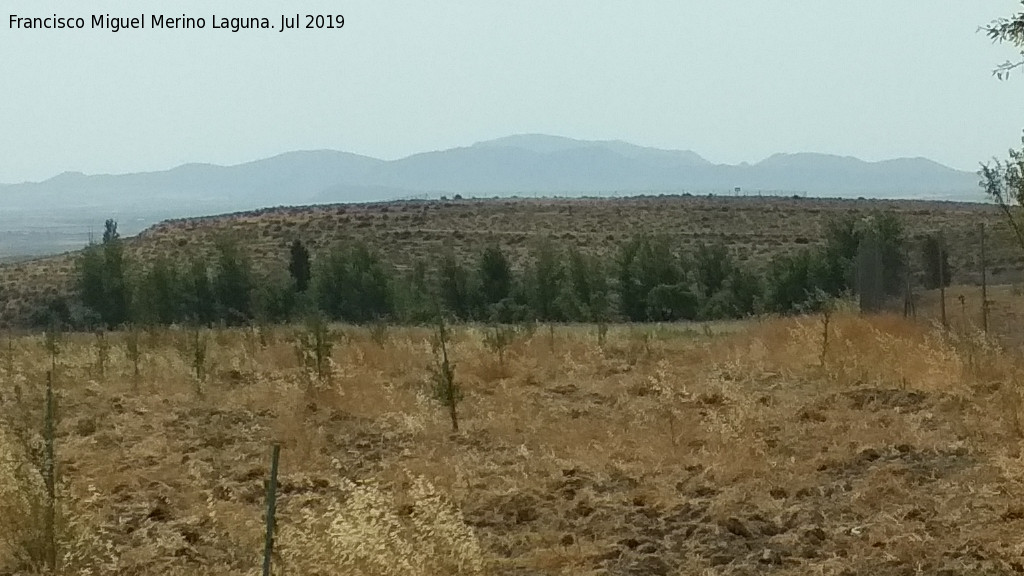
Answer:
[[3, 307, 1024, 575]]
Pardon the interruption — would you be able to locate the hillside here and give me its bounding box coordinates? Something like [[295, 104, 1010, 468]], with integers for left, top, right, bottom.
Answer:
[[0, 135, 984, 259], [0, 194, 1019, 328]]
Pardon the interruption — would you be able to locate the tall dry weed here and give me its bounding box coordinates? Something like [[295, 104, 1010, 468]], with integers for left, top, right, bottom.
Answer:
[[278, 473, 484, 576]]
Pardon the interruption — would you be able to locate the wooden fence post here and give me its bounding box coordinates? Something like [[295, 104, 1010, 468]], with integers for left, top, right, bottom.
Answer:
[[44, 370, 57, 572], [262, 444, 281, 576], [939, 234, 947, 328], [980, 223, 989, 334]]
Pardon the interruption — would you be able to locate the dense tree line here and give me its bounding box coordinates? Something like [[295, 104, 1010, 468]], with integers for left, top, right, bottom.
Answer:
[[56, 211, 938, 330]]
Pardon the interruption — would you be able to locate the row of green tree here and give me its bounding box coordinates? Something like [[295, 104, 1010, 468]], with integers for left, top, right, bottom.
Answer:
[[65, 213, 953, 329]]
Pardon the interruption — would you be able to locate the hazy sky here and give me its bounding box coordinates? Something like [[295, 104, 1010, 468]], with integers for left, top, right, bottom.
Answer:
[[1, 0, 1022, 183]]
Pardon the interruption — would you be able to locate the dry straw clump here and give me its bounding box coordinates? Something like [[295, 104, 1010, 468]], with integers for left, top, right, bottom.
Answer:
[[278, 471, 485, 576], [0, 412, 120, 575], [0, 424, 48, 572]]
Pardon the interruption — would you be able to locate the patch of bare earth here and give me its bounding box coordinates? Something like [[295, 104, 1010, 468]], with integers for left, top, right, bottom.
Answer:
[[2, 315, 1024, 574]]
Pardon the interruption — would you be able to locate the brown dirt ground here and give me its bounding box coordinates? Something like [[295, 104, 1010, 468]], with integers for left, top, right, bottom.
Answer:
[[3, 309, 1024, 575]]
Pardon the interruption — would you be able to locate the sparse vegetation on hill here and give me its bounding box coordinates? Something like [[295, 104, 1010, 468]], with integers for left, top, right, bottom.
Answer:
[[0, 195, 1018, 330], [12, 210, 913, 329]]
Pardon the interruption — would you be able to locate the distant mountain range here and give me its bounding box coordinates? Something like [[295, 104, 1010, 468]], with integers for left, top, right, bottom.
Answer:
[[0, 134, 983, 210], [0, 134, 986, 258]]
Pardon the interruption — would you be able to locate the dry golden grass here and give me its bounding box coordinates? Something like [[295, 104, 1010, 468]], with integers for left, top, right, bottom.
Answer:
[[1, 313, 1024, 574]]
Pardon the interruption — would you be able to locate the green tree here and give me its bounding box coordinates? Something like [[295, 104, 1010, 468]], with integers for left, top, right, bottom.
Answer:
[[394, 259, 435, 323], [701, 265, 763, 319], [815, 215, 861, 296], [78, 219, 130, 328], [78, 244, 105, 323], [343, 243, 393, 322], [562, 248, 610, 321], [313, 246, 349, 320], [871, 212, 907, 297], [693, 242, 734, 299], [133, 256, 183, 325], [636, 235, 681, 294], [212, 238, 255, 324], [857, 227, 886, 313], [564, 248, 592, 317], [438, 252, 474, 320], [692, 242, 767, 319], [312, 243, 392, 323], [255, 269, 297, 323], [724, 266, 763, 317], [288, 239, 312, 293], [102, 220, 130, 326], [766, 249, 820, 313], [526, 240, 564, 321], [615, 237, 645, 321], [920, 233, 953, 289], [983, 2, 1024, 79], [980, 4, 1024, 250], [184, 258, 216, 325], [616, 235, 681, 321], [477, 244, 513, 308], [647, 283, 698, 321], [981, 134, 1024, 254]]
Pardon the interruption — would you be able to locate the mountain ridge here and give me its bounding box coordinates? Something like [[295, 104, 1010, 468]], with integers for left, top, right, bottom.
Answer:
[[0, 135, 990, 259], [0, 134, 983, 213]]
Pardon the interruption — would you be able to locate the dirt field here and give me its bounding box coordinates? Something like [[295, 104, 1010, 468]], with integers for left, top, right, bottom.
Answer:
[[3, 306, 1024, 575]]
